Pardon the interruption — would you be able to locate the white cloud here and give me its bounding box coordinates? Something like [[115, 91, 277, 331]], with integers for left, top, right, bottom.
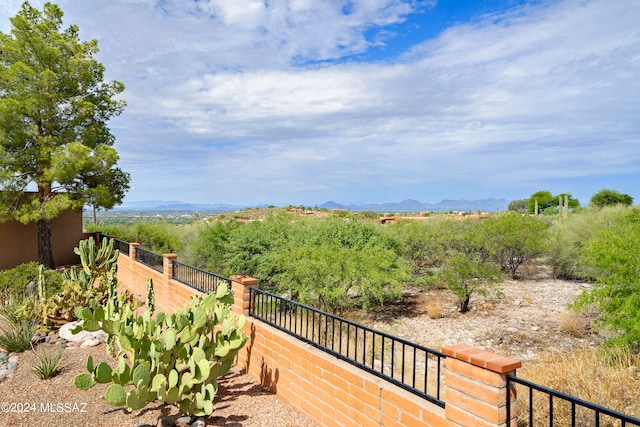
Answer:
[[1, 0, 639, 205]]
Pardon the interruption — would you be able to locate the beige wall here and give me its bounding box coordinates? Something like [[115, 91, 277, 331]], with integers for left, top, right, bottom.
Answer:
[[0, 209, 86, 270]]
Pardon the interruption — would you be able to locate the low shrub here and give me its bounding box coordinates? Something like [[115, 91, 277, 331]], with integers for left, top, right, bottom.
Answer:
[[559, 310, 592, 338], [30, 345, 64, 379], [0, 262, 63, 301], [0, 317, 38, 353]]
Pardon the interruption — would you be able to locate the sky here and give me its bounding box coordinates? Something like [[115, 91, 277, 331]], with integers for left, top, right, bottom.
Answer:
[[1, 0, 639, 207]]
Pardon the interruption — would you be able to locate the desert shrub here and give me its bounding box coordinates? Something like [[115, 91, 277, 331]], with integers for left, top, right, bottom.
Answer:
[[439, 252, 504, 313], [559, 310, 592, 338], [0, 262, 63, 301], [0, 315, 38, 353], [180, 220, 240, 272], [574, 207, 640, 349], [424, 299, 445, 319], [89, 221, 184, 254], [546, 206, 624, 280], [265, 217, 409, 313], [517, 347, 640, 425], [466, 212, 548, 278], [390, 218, 468, 280], [30, 345, 64, 379], [222, 213, 293, 282]]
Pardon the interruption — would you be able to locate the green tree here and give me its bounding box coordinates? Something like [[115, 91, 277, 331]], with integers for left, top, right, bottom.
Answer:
[[508, 199, 529, 213], [0, 2, 128, 268], [590, 188, 634, 208], [440, 252, 503, 313], [528, 190, 579, 215], [528, 190, 555, 214]]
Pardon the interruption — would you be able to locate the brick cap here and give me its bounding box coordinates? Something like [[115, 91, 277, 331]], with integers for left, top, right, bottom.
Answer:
[[130, 242, 141, 247], [442, 344, 521, 373], [162, 253, 178, 259], [230, 275, 258, 285]]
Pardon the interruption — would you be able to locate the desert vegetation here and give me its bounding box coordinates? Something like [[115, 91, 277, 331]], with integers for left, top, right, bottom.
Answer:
[[89, 201, 639, 349], [3, 193, 639, 421], [0, 236, 247, 424], [84, 200, 640, 420]]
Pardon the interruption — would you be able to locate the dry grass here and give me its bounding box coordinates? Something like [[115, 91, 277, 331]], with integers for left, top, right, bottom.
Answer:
[[424, 299, 445, 319], [559, 310, 592, 338], [516, 347, 640, 426]]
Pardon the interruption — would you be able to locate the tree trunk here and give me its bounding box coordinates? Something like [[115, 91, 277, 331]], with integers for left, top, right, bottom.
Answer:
[[460, 296, 470, 313], [37, 218, 55, 269]]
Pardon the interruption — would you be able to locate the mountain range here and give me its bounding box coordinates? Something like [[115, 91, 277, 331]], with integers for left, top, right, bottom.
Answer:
[[319, 198, 509, 212], [116, 198, 509, 212]]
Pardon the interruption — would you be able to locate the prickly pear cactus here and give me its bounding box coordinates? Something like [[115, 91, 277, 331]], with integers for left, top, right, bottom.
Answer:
[[41, 281, 99, 328], [73, 283, 247, 416]]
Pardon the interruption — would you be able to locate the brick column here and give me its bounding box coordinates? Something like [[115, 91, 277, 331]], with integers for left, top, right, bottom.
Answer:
[[442, 344, 520, 427], [162, 253, 178, 279], [129, 242, 140, 260], [229, 275, 257, 316]]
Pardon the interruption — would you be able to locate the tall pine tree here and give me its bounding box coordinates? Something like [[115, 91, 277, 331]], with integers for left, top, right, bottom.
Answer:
[[0, 2, 129, 267]]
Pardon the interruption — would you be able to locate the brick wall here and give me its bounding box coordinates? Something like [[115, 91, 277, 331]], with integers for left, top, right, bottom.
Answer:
[[116, 249, 521, 427], [115, 245, 202, 314]]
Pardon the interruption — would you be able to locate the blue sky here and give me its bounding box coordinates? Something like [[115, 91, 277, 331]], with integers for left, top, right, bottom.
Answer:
[[1, 0, 639, 207]]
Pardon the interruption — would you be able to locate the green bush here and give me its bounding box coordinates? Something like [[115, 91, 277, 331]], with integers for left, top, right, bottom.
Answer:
[[222, 213, 293, 282], [89, 221, 184, 254], [439, 252, 504, 313], [264, 217, 409, 313], [180, 220, 240, 272], [574, 207, 640, 349], [31, 345, 64, 379], [467, 212, 548, 278], [0, 262, 63, 301], [546, 206, 624, 280], [0, 316, 38, 353], [389, 218, 469, 283]]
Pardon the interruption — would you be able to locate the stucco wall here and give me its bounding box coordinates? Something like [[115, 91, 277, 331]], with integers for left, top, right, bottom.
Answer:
[[0, 209, 86, 270]]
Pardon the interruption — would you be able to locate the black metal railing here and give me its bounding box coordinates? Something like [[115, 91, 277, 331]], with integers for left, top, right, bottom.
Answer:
[[112, 238, 130, 256], [135, 247, 163, 272], [249, 288, 446, 407], [507, 374, 640, 426], [97, 233, 130, 256], [172, 261, 231, 293]]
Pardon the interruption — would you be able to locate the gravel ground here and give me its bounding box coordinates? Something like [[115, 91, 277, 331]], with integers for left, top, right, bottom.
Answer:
[[366, 273, 600, 362], [0, 344, 317, 427]]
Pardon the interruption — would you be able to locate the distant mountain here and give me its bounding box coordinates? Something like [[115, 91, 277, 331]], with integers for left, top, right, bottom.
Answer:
[[319, 198, 509, 212], [115, 200, 246, 211], [116, 198, 509, 212]]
